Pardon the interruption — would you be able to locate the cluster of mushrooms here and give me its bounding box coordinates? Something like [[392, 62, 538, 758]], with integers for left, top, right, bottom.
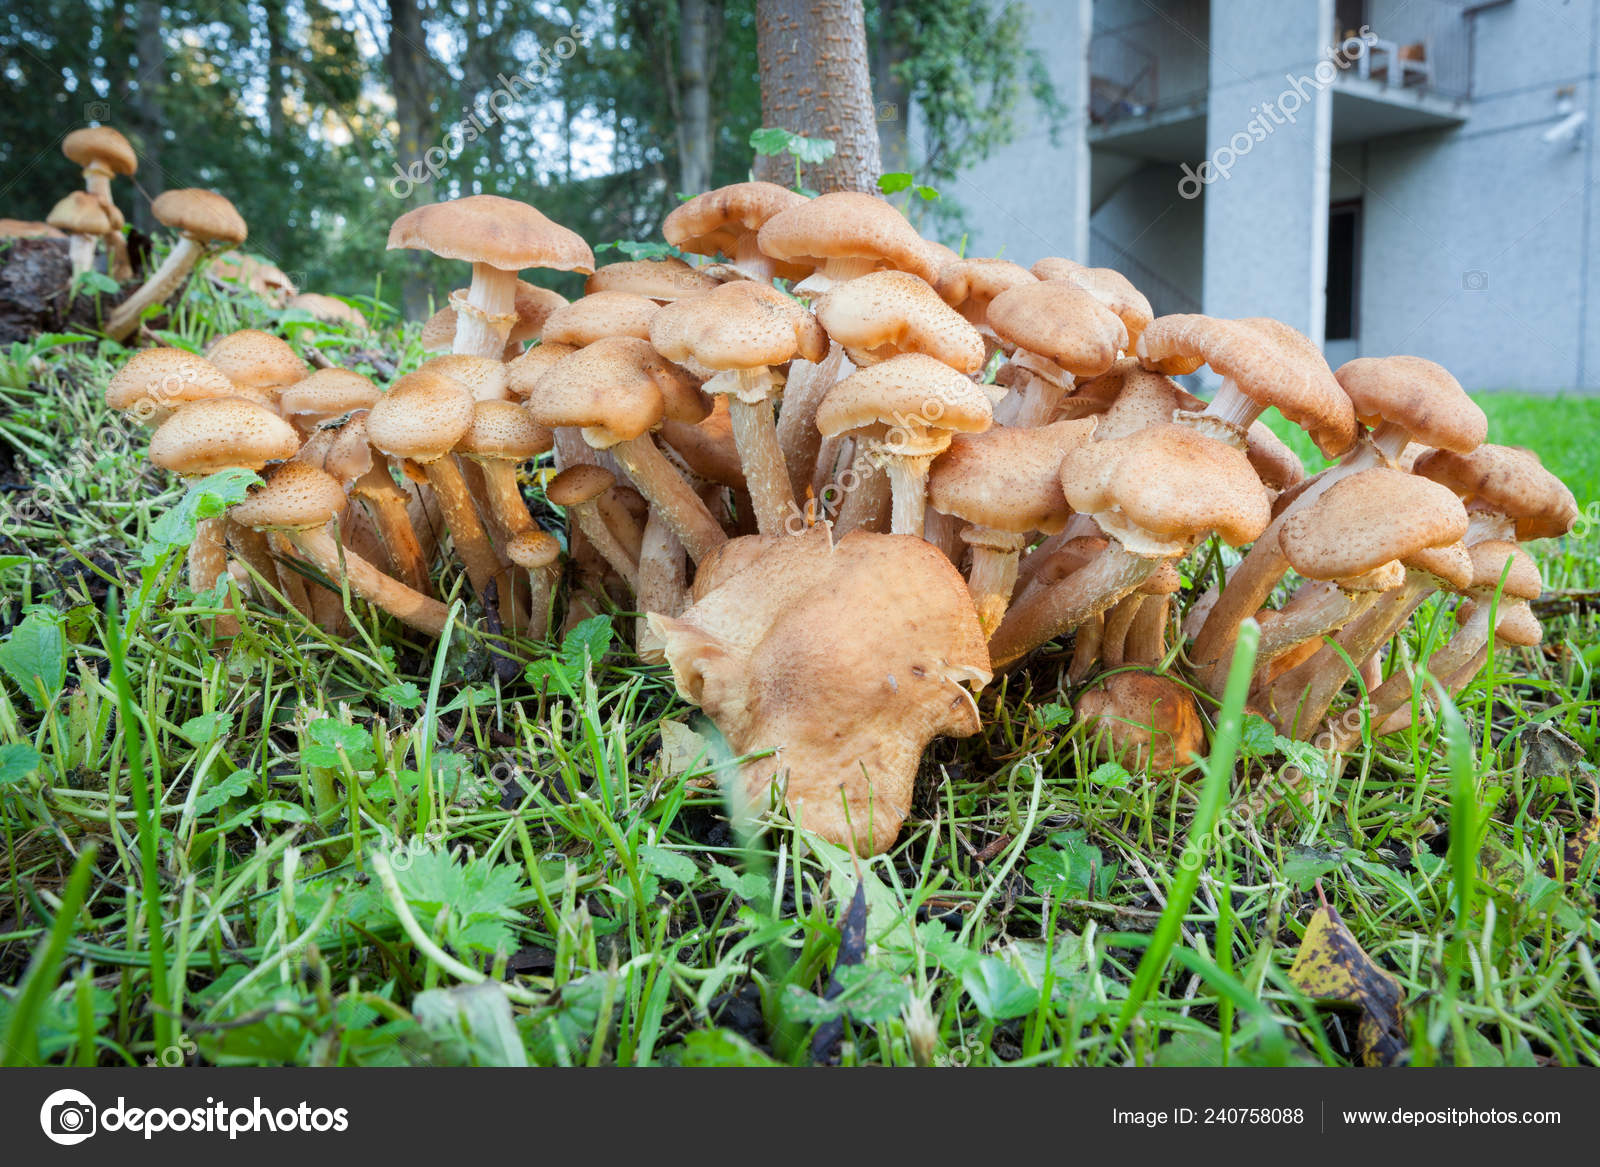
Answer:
[[0, 126, 364, 338], [88, 164, 1577, 856]]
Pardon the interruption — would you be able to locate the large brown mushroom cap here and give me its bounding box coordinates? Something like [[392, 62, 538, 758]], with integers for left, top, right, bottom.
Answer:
[[928, 418, 1097, 534], [1136, 315, 1355, 457], [204, 329, 309, 393], [46, 191, 113, 236], [756, 191, 938, 284], [1277, 467, 1469, 581], [1076, 672, 1203, 773], [149, 398, 299, 476], [1413, 444, 1579, 542], [540, 291, 660, 347], [1404, 540, 1474, 591], [106, 348, 250, 416], [586, 258, 724, 302], [1058, 423, 1271, 553], [365, 368, 476, 462], [525, 336, 707, 446], [987, 281, 1128, 378], [151, 189, 247, 245], [386, 194, 593, 274], [64, 126, 137, 176], [814, 270, 986, 373], [816, 353, 993, 449], [1334, 355, 1486, 454], [231, 460, 348, 531], [1466, 539, 1543, 600], [652, 527, 990, 855], [649, 280, 827, 373]]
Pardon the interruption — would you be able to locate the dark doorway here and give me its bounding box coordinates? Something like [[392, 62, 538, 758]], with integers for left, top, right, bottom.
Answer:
[[1326, 200, 1362, 342]]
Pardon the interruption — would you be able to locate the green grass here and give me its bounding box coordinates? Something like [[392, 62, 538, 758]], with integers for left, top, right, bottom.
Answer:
[[0, 276, 1596, 1068]]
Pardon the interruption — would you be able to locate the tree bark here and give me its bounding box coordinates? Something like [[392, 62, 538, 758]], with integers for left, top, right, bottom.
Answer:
[[388, 0, 437, 319], [754, 0, 883, 193], [675, 0, 720, 195], [130, 0, 166, 234]]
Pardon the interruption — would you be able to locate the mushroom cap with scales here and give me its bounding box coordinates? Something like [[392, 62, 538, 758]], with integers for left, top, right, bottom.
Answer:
[[1277, 467, 1469, 582], [151, 189, 247, 245], [525, 336, 708, 448], [649, 280, 828, 387], [277, 368, 381, 424], [928, 418, 1097, 536], [541, 291, 661, 347], [664, 181, 811, 280], [756, 191, 939, 285], [1413, 444, 1579, 542], [149, 397, 300, 476], [987, 281, 1128, 379], [365, 367, 476, 463], [587, 257, 726, 302], [1334, 355, 1486, 455], [64, 126, 138, 177], [816, 353, 994, 456], [204, 329, 308, 394], [386, 194, 593, 274], [106, 348, 264, 417], [813, 270, 986, 373]]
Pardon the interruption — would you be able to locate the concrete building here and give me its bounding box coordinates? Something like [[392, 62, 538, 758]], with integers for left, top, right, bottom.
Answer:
[[956, 0, 1600, 391]]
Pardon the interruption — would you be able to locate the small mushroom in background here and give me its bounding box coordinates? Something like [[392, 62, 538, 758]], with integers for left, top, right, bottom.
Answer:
[[664, 181, 810, 284], [926, 417, 1097, 634], [46, 191, 113, 275], [286, 292, 368, 332], [816, 353, 993, 537], [987, 281, 1128, 427], [106, 189, 249, 341], [321, 412, 433, 595], [506, 529, 563, 642], [210, 254, 298, 305], [525, 336, 726, 564], [276, 367, 381, 437], [547, 465, 639, 588], [0, 219, 66, 239], [651, 527, 991, 856], [231, 461, 451, 637], [148, 396, 301, 636], [586, 258, 724, 303], [62, 126, 137, 280], [988, 424, 1271, 670], [1075, 672, 1203, 775], [650, 280, 829, 535], [204, 329, 310, 403], [387, 195, 593, 359]]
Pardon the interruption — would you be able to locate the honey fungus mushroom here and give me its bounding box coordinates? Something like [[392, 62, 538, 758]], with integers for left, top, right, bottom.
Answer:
[[650, 527, 991, 856]]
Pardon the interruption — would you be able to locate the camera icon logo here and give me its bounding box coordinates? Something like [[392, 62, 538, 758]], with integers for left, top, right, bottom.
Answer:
[[876, 101, 899, 122], [40, 1088, 97, 1146], [1462, 270, 1489, 291], [83, 102, 110, 123]]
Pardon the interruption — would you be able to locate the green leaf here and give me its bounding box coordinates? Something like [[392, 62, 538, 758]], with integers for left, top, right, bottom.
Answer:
[[193, 769, 253, 814], [782, 965, 909, 1025], [676, 1029, 781, 1067], [963, 956, 1039, 1020], [1087, 761, 1132, 789], [0, 743, 43, 786], [389, 850, 528, 956], [877, 171, 914, 194], [1033, 701, 1072, 730], [748, 126, 835, 164], [1024, 829, 1117, 899], [638, 845, 697, 884], [916, 921, 979, 974], [139, 468, 261, 566], [177, 711, 234, 746], [709, 862, 772, 904], [260, 801, 311, 824], [303, 717, 377, 769], [0, 609, 67, 711], [749, 126, 799, 156], [1240, 714, 1278, 756], [378, 681, 423, 709], [526, 615, 614, 692], [1281, 844, 1350, 891]]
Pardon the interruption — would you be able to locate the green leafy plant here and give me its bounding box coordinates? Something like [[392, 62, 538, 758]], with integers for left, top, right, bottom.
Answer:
[[749, 127, 836, 196]]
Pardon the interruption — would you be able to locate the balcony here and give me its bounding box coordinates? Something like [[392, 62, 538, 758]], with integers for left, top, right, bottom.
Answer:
[[1088, 0, 1475, 168]]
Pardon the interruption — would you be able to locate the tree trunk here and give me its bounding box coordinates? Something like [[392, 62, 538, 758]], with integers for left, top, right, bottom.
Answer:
[[131, 0, 165, 234], [675, 0, 719, 196], [388, 0, 437, 319], [754, 0, 883, 193]]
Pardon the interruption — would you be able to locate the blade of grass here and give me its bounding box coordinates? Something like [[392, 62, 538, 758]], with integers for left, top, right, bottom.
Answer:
[[2, 843, 98, 1066]]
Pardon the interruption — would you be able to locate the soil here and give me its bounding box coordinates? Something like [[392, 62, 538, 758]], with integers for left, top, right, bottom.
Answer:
[[0, 231, 153, 342]]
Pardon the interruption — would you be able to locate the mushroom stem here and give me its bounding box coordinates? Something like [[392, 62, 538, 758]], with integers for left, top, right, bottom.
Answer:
[[732, 233, 776, 283], [1014, 513, 1101, 593], [609, 434, 728, 563], [963, 526, 1026, 634], [105, 234, 205, 341], [286, 526, 451, 636], [1357, 602, 1492, 731], [635, 507, 686, 664], [352, 467, 432, 594], [1251, 585, 1376, 677], [473, 458, 540, 631], [451, 263, 518, 359], [67, 234, 97, 276], [1373, 645, 1489, 738], [793, 255, 879, 296], [565, 497, 639, 588], [190, 513, 240, 637], [420, 455, 504, 605], [997, 357, 1071, 427], [723, 369, 796, 535], [885, 452, 936, 536], [227, 522, 282, 608], [988, 542, 1159, 668], [777, 342, 850, 502], [1125, 594, 1169, 665], [1069, 612, 1104, 683], [833, 455, 891, 535], [1101, 593, 1142, 669]]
